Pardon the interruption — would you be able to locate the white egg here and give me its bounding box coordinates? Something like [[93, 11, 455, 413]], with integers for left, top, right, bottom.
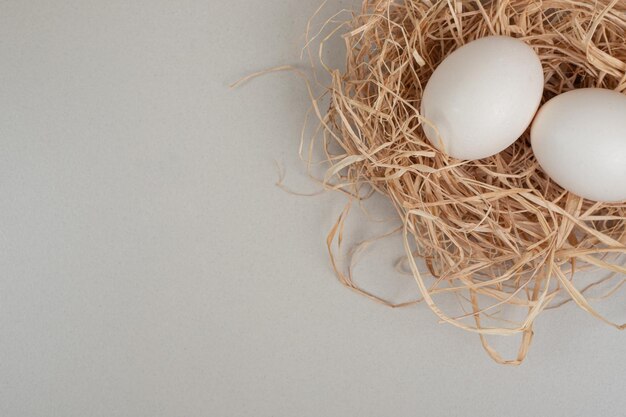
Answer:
[[420, 36, 544, 160], [530, 88, 626, 202]]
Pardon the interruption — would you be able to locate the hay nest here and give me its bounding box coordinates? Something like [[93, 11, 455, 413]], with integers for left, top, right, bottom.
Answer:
[[313, 0, 626, 364]]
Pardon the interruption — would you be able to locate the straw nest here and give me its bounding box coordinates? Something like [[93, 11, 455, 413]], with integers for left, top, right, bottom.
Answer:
[[311, 0, 626, 364]]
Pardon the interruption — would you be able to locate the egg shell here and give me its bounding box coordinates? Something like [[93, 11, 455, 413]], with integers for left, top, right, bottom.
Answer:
[[420, 36, 544, 160], [530, 88, 626, 202]]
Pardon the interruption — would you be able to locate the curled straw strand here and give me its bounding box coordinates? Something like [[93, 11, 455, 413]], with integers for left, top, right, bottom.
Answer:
[[315, 0, 626, 364]]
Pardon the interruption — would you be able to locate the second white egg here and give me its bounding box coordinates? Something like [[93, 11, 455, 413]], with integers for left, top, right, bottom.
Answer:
[[530, 88, 626, 202], [420, 36, 544, 160]]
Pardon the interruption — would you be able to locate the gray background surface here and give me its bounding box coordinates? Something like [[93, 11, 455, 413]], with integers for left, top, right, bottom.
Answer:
[[0, 1, 624, 416]]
